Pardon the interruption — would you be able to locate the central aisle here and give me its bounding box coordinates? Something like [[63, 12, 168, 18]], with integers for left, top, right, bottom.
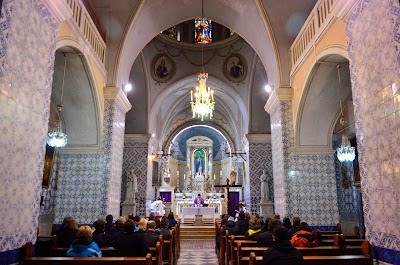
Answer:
[[177, 239, 219, 265]]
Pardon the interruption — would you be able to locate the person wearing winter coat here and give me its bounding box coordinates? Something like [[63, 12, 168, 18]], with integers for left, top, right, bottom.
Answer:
[[67, 226, 102, 257], [262, 226, 303, 265]]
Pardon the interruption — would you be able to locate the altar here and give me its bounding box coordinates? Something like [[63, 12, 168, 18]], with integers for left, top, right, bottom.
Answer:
[[175, 199, 222, 216], [181, 207, 215, 223]]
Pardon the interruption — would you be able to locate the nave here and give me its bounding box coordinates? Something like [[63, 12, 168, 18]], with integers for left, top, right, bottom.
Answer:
[[177, 240, 218, 265]]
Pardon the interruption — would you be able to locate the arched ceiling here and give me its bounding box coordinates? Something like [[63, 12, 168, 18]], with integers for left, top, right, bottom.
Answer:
[[51, 48, 99, 148], [173, 126, 225, 161]]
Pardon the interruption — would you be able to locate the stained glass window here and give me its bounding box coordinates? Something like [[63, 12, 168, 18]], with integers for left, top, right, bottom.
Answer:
[[195, 18, 212, 44], [162, 26, 178, 40]]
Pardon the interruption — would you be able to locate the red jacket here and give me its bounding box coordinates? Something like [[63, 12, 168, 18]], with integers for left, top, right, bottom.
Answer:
[[290, 230, 318, 247]]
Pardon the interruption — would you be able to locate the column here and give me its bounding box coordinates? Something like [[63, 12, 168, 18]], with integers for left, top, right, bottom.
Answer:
[[265, 87, 339, 228]]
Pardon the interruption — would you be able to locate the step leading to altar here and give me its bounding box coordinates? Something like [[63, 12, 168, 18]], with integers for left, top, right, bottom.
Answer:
[[180, 224, 218, 240]]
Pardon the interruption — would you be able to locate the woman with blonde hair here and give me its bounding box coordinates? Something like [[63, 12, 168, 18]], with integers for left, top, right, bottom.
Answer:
[[138, 218, 148, 233], [67, 226, 102, 257]]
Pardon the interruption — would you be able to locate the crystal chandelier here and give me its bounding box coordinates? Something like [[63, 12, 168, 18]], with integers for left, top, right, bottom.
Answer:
[[47, 52, 68, 148], [335, 64, 355, 162], [190, 0, 215, 121]]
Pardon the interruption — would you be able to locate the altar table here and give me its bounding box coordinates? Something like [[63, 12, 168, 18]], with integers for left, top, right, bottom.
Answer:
[[181, 207, 215, 223]]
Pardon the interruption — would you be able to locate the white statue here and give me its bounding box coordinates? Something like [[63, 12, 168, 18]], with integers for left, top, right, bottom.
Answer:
[[260, 169, 269, 202], [125, 169, 138, 202]]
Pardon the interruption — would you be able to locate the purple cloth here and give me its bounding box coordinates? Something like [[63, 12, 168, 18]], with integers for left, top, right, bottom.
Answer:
[[194, 197, 204, 205]]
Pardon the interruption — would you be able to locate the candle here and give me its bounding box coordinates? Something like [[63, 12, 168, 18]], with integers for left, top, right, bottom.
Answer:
[[191, 90, 193, 101], [220, 171, 222, 176], [211, 90, 214, 101], [214, 174, 216, 180], [177, 170, 179, 176], [184, 174, 186, 180]]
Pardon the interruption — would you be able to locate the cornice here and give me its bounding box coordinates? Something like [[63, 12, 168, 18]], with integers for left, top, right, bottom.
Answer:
[[246, 133, 271, 144], [264, 86, 293, 114], [104, 86, 132, 113]]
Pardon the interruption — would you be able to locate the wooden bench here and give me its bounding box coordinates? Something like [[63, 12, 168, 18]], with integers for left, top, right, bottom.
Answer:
[[23, 255, 153, 265], [247, 252, 373, 265], [50, 247, 116, 257]]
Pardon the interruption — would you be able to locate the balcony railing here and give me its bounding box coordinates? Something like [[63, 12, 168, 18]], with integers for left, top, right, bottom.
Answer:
[[290, 0, 338, 70], [66, 0, 106, 64]]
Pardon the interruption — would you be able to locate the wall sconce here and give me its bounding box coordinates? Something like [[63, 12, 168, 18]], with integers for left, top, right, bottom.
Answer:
[[124, 83, 132, 92], [265, 84, 273, 93], [148, 153, 157, 161]]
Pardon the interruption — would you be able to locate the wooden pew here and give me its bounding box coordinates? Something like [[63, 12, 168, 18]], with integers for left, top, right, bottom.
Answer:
[[23, 255, 153, 265], [247, 252, 373, 265], [148, 237, 163, 265], [162, 229, 174, 265], [50, 247, 116, 257]]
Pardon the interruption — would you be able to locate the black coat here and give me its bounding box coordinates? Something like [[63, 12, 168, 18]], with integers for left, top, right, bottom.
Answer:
[[115, 232, 149, 257], [222, 221, 240, 236], [262, 240, 303, 265], [257, 231, 274, 247]]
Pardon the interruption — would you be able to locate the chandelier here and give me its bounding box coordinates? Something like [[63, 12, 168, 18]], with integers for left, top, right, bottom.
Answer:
[[335, 64, 355, 162], [47, 52, 68, 148], [190, 0, 215, 121]]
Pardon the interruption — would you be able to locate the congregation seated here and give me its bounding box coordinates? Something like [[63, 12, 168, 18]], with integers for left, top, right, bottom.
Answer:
[[288, 217, 301, 239], [144, 220, 160, 248], [291, 222, 318, 247], [66, 226, 102, 257], [235, 210, 247, 235], [282, 217, 292, 230], [167, 212, 177, 229], [134, 215, 140, 232], [222, 216, 240, 235], [115, 219, 149, 257], [57, 217, 78, 247], [92, 218, 113, 248], [104, 214, 114, 233], [245, 217, 262, 240], [262, 226, 303, 265], [158, 216, 171, 240], [108, 216, 126, 245], [257, 218, 281, 247]]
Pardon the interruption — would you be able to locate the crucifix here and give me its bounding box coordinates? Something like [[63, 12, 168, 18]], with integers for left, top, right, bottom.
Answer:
[[214, 178, 242, 216]]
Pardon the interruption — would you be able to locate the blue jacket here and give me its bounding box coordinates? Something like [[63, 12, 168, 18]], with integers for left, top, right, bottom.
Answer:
[[66, 239, 102, 257]]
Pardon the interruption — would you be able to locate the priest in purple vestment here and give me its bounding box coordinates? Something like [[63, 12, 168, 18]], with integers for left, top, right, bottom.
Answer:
[[194, 194, 204, 206]]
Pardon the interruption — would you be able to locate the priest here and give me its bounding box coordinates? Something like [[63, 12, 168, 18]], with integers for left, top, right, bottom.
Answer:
[[194, 194, 204, 207]]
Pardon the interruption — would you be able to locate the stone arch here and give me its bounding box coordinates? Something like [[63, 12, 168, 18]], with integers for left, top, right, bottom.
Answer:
[[113, 1, 280, 93], [52, 45, 101, 152], [295, 48, 351, 152]]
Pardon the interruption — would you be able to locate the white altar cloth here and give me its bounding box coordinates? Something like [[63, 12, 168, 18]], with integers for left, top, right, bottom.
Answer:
[[181, 207, 215, 223]]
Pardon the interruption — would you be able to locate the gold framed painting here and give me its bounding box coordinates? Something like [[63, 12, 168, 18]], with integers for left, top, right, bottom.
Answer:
[[223, 53, 247, 83], [151, 54, 175, 83]]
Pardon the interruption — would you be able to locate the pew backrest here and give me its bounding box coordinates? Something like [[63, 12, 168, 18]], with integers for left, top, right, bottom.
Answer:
[[23, 254, 153, 265]]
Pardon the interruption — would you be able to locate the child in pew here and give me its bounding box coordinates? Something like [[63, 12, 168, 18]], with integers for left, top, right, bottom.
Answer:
[[290, 222, 318, 247], [262, 226, 303, 265], [66, 226, 102, 257]]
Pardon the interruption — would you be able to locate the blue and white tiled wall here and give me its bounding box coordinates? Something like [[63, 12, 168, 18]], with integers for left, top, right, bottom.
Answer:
[[347, 0, 400, 263], [54, 98, 127, 224], [268, 97, 339, 228], [122, 139, 150, 217], [0, 0, 57, 262], [248, 142, 273, 216]]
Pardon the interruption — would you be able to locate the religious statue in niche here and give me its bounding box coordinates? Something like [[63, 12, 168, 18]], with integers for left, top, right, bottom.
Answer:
[[341, 165, 350, 189], [194, 149, 205, 175], [230, 169, 237, 185], [163, 167, 171, 184], [125, 169, 138, 202], [260, 169, 270, 202]]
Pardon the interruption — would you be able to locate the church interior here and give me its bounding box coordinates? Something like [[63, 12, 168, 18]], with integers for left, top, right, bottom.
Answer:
[[1, 0, 400, 264]]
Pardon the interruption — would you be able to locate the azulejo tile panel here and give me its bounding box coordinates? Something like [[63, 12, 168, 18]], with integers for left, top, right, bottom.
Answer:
[[0, 0, 57, 253], [123, 139, 149, 216], [54, 99, 127, 224], [248, 142, 273, 216], [346, 0, 400, 256]]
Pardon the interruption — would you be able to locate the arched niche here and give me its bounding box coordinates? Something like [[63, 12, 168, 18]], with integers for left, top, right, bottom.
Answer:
[[295, 54, 352, 151], [50, 47, 101, 152]]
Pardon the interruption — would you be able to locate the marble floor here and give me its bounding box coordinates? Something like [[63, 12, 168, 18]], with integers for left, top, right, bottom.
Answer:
[[177, 239, 218, 265]]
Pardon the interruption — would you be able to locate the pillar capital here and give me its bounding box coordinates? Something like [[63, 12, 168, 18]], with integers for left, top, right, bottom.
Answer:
[[104, 86, 132, 113], [264, 86, 293, 114]]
